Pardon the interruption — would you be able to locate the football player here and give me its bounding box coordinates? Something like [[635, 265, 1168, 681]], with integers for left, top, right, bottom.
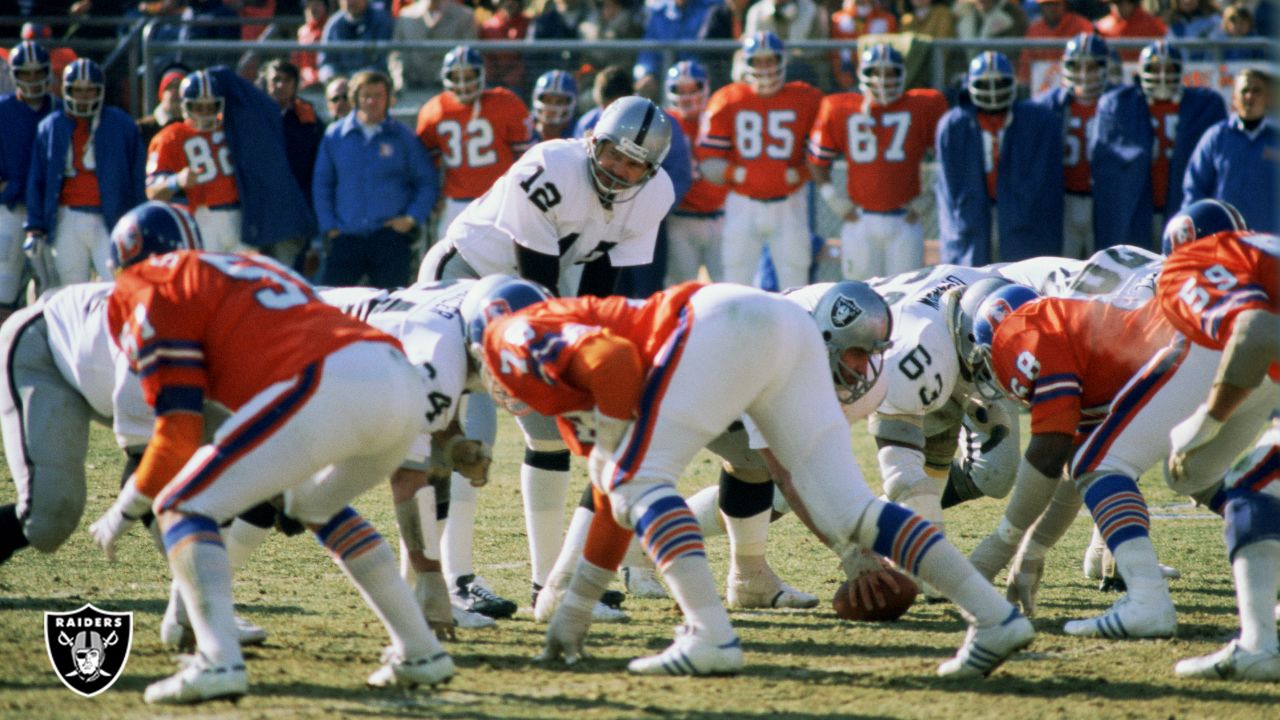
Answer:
[[106, 209, 455, 703], [1154, 200, 1279, 680], [146, 70, 249, 253], [25, 58, 145, 288], [663, 60, 728, 285], [700, 32, 823, 289], [0, 40, 59, 321], [470, 277, 1035, 678], [416, 46, 534, 242], [808, 43, 947, 280], [530, 69, 578, 142]]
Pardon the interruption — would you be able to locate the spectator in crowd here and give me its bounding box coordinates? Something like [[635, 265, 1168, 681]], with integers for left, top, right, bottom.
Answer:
[[130, 0, 186, 78], [954, 0, 1030, 66], [743, 0, 830, 88], [700, 0, 750, 86], [573, 62, 632, 132], [634, 0, 720, 98], [294, 0, 330, 88], [238, 0, 276, 42], [260, 60, 324, 213], [480, 0, 532, 94], [1211, 3, 1265, 59], [326, 75, 353, 120], [138, 69, 187, 149], [527, 0, 596, 84], [529, 68, 579, 140], [1167, 0, 1220, 38], [313, 70, 437, 288], [903, 0, 958, 37], [389, 0, 477, 92], [1091, 40, 1226, 248], [1182, 68, 1277, 232], [180, 0, 242, 48], [935, 51, 1064, 265], [580, 0, 646, 80], [319, 0, 395, 84], [1018, 0, 1095, 87], [1096, 0, 1168, 59], [829, 0, 897, 90]]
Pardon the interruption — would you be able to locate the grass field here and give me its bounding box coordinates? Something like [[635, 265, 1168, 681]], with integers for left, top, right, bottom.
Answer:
[[1, 416, 1277, 719]]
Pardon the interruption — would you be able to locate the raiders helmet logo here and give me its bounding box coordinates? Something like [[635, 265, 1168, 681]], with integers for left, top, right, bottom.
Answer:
[[830, 295, 863, 328], [44, 604, 133, 697]]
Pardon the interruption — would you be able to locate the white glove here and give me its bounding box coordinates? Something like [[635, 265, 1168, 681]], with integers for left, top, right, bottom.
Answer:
[[592, 409, 631, 455], [536, 601, 592, 666], [88, 478, 151, 562], [1168, 404, 1223, 484], [839, 546, 884, 580], [23, 232, 60, 290], [818, 183, 855, 221], [447, 437, 492, 487], [784, 166, 802, 185], [730, 164, 747, 185], [1005, 550, 1045, 617]]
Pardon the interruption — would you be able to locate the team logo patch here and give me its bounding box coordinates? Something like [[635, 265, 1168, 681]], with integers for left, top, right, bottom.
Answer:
[[379, 142, 394, 158], [830, 295, 863, 328], [980, 297, 1016, 328], [44, 604, 133, 697], [1165, 215, 1197, 251]]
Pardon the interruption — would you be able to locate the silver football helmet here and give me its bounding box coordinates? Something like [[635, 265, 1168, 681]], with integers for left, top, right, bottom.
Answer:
[[587, 96, 672, 204], [942, 277, 1014, 400], [811, 281, 893, 404]]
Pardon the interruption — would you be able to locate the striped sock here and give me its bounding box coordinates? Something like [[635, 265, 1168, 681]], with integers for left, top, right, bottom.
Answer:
[[163, 514, 243, 667], [1082, 474, 1150, 554]]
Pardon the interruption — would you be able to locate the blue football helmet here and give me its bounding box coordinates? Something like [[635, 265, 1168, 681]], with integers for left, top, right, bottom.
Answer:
[[1162, 199, 1249, 254], [970, 284, 1040, 400], [858, 43, 906, 105], [10, 40, 50, 99], [441, 46, 485, 104], [533, 70, 578, 126], [109, 201, 204, 272], [460, 275, 552, 415], [62, 58, 105, 117], [180, 70, 224, 132], [1139, 40, 1183, 102], [1062, 33, 1109, 102], [665, 60, 710, 118], [742, 31, 786, 95], [967, 51, 1015, 113]]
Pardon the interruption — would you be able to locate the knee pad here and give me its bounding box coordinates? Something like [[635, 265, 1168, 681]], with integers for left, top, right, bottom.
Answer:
[[524, 448, 571, 472], [1224, 493, 1280, 562], [607, 481, 676, 531], [718, 468, 774, 519]]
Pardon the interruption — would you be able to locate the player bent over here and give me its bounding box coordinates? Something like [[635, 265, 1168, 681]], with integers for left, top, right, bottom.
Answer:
[[469, 276, 1034, 677]]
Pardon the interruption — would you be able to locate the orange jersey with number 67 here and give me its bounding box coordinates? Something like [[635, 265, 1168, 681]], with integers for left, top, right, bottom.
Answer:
[[416, 87, 533, 200], [108, 251, 399, 410], [1156, 232, 1280, 352], [700, 81, 822, 200], [147, 122, 240, 209]]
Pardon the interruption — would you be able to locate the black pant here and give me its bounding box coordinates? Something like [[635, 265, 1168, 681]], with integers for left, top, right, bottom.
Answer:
[[319, 226, 413, 289]]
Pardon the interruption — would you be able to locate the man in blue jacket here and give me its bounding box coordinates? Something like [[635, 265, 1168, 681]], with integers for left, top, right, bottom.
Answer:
[[313, 70, 436, 289], [935, 51, 1064, 266], [318, 0, 395, 83], [25, 59, 144, 289], [0, 41, 59, 321]]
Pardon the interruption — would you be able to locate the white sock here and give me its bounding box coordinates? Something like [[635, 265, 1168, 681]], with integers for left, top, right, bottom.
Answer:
[[168, 531, 243, 667], [725, 509, 770, 570], [662, 554, 736, 644], [224, 519, 271, 573], [521, 464, 570, 586], [1235, 540, 1280, 653], [335, 538, 442, 659], [546, 506, 593, 590], [1113, 536, 1167, 596], [442, 472, 476, 584], [686, 485, 725, 539], [622, 536, 653, 570]]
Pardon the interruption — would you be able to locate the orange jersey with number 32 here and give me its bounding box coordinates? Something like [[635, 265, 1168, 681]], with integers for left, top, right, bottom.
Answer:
[[416, 87, 533, 200]]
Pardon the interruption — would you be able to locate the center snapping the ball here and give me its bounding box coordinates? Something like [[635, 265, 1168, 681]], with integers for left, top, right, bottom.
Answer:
[[832, 569, 919, 622]]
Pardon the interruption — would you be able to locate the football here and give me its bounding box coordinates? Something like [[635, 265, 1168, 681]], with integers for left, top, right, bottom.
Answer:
[[832, 569, 919, 622]]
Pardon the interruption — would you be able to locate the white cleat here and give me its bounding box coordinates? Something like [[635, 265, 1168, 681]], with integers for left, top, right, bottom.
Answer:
[[726, 566, 819, 609], [160, 615, 268, 651], [937, 609, 1035, 678], [144, 653, 247, 705], [1084, 540, 1179, 583], [623, 566, 669, 599], [534, 580, 626, 623], [591, 601, 628, 623], [1174, 639, 1280, 681], [451, 605, 496, 629], [1063, 592, 1177, 639], [367, 648, 456, 688], [626, 625, 744, 676]]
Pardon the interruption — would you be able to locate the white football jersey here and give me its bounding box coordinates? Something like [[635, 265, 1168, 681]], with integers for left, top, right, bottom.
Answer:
[[42, 283, 153, 449], [444, 138, 675, 278], [996, 245, 1163, 305]]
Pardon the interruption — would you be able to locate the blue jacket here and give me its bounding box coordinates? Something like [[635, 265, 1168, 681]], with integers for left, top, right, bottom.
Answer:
[[319, 7, 395, 78], [209, 67, 317, 248], [25, 107, 145, 237], [1183, 116, 1279, 233], [574, 107, 693, 206], [0, 93, 59, 209], [1091, 84, 1226, 250], [935, 97, 1065, 266], [313, 113, 438, 236], [635, 0, 720, 80]]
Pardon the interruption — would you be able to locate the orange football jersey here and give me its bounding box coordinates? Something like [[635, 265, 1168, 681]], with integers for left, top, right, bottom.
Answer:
[[700, 81, 823, 200], [670, 110, 728, 215], [1148, 100, 1179, 210], [1063, 100, 1098, 194], [1156, 232, 1280, 352], [808, 89, 946, 212], [416, 87, 533, 200], [147, 122, 240, 209], [108, 251, 400, 411], [990, 297, 1175, 439], [58, 117, 102, 208]]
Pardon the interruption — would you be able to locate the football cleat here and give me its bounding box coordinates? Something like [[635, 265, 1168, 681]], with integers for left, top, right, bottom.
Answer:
[[453, 574, 517, 619], [626, 625, 743, 676], [160, 614, 268, 652], [1063, 592, 1177, 639], [622, 565, 669, 599], [937, 609, 1034, 678], [532, 580, 628, 623], [1174, 639, 1280, 681], [726, 565, 819, 609], [451, 604, 496, 629], [1083, 533, 1181, 589], [367, 647, 456, 689], [144, 653, 247, 705]]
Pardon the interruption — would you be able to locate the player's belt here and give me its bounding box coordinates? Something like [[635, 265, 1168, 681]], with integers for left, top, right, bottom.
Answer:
[[209, 203, 241, 211], [863, 208, 908, 217], [671, 209, 724, 219]]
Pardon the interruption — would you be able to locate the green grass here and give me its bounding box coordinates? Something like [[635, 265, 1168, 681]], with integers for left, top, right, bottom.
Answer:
[[1, 417, 1277, 719]]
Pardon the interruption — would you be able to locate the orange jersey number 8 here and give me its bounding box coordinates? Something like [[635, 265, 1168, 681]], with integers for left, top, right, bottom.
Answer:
[[183, 133, 234, 183]]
